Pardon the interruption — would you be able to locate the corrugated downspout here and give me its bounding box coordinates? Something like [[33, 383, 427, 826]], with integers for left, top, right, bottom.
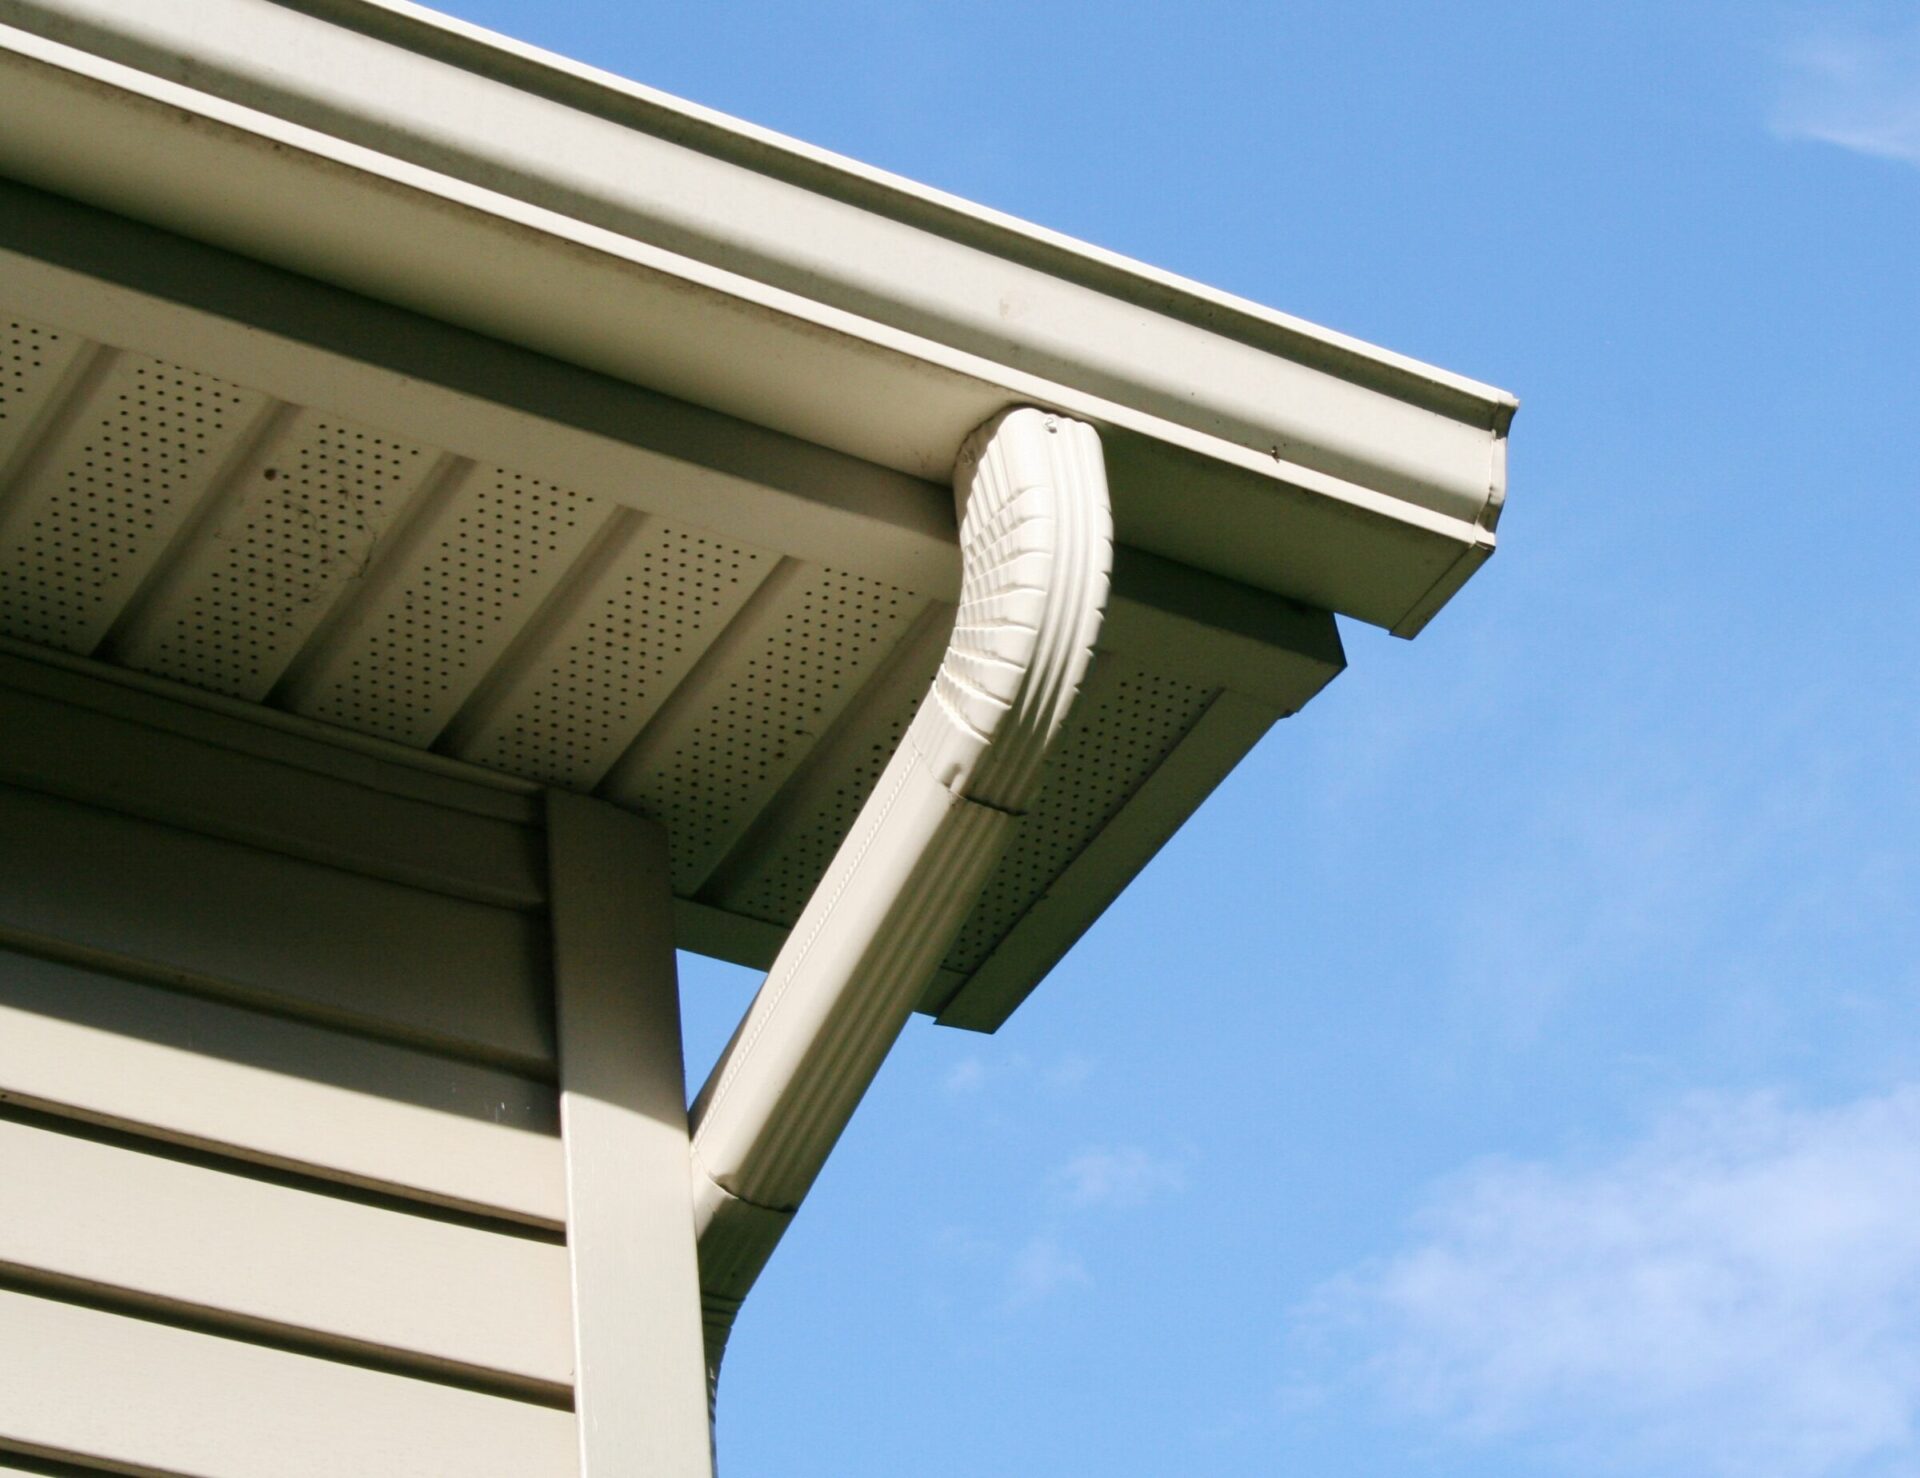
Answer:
[[688, 406, 1113, 1388]]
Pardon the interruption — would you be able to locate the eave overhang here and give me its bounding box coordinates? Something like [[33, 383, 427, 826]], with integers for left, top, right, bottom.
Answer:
[[0, 0, 1513, 636], [0, 0, 1513, 1031]]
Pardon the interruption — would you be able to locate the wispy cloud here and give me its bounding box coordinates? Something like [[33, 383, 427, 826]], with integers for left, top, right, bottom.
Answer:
[[1773, 22, 1920, 164], [938, 1048, 1096, 1098], [1043, 1050, 1096, 1092], [1005, 1234, 1091, 1308], [1052, 1146, 1187, 1209], [942, 1055, 988, 1095], [930, 1141, 1187, 1314], [998, 1145, 1183, 1304], [1303, 1086, 1920, 1477]]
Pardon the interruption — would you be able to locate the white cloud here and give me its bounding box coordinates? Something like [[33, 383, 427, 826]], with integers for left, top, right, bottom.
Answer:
[[928, 1224, 998, 1265], [942, 1055, 987, 1095], [1043, 1051, 1096, 1091], [1052, 1145, 1187, 1209], [1306, 1086, 1920, 1477], [937, 1048, 1097, 1100], [1773, 24, 1920, 165], [929, 1145, 1182, 1318], [1005, 1234, 1090, 1308]]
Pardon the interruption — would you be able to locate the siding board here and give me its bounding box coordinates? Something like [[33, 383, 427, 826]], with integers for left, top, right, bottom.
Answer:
[[0, 1115, 573, 1392], [0, 1288, 577, 1478], [0, 949, 565, 1226], [0, 646, 543, 821], [0, 786, 553, 1070], [0, 686, 546, 908]]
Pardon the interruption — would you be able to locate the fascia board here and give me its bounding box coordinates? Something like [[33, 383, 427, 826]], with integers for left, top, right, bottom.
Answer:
[[1102, 547, 1344, 710], [0, 12, 1508, 633]]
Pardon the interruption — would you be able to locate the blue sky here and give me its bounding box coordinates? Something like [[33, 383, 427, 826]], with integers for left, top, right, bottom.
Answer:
[[439, 3, 1920, 1472]]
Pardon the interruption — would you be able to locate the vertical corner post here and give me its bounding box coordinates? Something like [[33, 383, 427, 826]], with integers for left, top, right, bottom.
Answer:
[[546, 789, 714, 1477]]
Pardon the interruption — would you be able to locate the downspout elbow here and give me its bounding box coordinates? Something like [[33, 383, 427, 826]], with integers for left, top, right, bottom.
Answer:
[[687, 407, 1113, 1382]]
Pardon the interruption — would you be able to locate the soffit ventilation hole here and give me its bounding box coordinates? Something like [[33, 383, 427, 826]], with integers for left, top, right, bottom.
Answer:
[[724, 656, 938, 927], [477, 529, 774, 788], [942, 664, 1215, 974], [628, 568, 911, 892], [304, 469, 597, 746], [0, 355, 254, 652], [0, 317, 69, 444], [136, 421, 427, 697]]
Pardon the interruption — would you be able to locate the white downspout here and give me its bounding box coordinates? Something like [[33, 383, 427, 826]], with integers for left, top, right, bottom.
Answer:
[[688, 406, 1113, 1387]]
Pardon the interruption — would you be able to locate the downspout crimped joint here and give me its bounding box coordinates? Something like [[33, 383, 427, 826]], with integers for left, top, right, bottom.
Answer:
[[687, 406, 1114, 1387]]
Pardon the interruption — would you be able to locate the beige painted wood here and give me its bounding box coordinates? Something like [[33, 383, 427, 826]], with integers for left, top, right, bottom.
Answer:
[[547, 791, 714, 1477], [0, 948, 566, 1225], [0, 784, 554, 1070], [0, 1115, 573, 1392], [0, 1287, 577, 1477], [0, 682, 546, 908]]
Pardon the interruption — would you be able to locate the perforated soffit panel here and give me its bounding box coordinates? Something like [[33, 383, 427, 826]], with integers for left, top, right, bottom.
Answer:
[[0, 300, 1334, 1029]]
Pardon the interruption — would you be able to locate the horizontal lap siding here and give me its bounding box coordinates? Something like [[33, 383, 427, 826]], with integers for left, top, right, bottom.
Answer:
[[0, 785, 555, 1072], [0, 1114, 573, 1392], [0, 698, 577, 1474], [0, 682, 547, 908], [0, 950, 564, 1225], [0, 1289, 576, 1478]]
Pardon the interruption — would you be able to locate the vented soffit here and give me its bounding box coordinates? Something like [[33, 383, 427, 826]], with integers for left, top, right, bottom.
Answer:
[[0, 210, 1345, 1032]]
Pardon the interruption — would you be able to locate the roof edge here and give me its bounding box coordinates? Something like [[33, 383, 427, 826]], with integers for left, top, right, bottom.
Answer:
[[281, 0, 1516, 424], [0, 5, 1511, 631], [0, 0, 1515, 523]]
